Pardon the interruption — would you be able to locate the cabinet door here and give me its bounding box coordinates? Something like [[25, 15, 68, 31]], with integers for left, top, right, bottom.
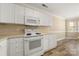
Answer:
[[14, 4, 25, 24], [39, 13, 45, 26], [0, 3, 15, 23], [25, 8, 34, 17], [0, 40, 7, 56], [43, 15, 49, 26], [43, 15, 52, 26], [8, 38, 23, 56], [39, 13, 53, 26], [24, 39, 29, 56], [43, 35, 49, 52], [48, 34, 57, 50], [40, 13, 49, 26], [48, 16, 53, 26]]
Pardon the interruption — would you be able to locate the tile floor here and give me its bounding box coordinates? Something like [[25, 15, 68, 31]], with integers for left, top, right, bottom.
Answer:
[[43, 39, 79, 56]]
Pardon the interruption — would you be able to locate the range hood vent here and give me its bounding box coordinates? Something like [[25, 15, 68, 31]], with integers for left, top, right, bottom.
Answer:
[[42, 4, 48, 8]]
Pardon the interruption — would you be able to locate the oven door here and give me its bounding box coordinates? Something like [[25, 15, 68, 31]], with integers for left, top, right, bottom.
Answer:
[[24, 36, 43, 55]]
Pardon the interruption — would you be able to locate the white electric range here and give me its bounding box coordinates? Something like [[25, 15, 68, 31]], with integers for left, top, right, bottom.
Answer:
[[24, 29, 44, 56]]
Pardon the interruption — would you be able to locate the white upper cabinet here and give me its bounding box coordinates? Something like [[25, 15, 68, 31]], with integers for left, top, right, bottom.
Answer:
[[25, 7, 52, 26], [47, 16, 53, 26], [0, 3, 52, 26], [38, 13, 44, 26], [25, 8, 34, 17], [0, 4, 15, 23], [40, 13, 50, 26], [0, 4, 25, 24], [14, 4, 25, 24]]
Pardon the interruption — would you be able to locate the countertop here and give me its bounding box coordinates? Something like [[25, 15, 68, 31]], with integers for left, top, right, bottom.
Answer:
[[0, 33, 53, 39], [0, 32, 65, 42], [0, 33, 52, 42], [0, 34, 44, 42]]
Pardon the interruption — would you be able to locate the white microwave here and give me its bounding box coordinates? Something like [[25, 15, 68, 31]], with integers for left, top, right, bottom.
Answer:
[[25, 16, 40, 25]]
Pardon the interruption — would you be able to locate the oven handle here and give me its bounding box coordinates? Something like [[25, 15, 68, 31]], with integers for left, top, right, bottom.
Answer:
[[24, 37, 43, 41]]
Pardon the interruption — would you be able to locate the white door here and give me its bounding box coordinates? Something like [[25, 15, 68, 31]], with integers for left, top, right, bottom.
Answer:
[[0, 40, 7, 56], [0, 3, 15, 23], [14, 4, 25, 24], [8, 38, 23, 56]]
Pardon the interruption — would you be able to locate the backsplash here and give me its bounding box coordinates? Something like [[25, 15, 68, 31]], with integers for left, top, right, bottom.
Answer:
[[0, 24, 25, 37], [0, 24, 50, 37]]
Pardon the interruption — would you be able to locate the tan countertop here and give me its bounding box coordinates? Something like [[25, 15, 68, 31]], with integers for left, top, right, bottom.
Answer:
[[0, 34, 44, 42], [0, 32, 65, 43]]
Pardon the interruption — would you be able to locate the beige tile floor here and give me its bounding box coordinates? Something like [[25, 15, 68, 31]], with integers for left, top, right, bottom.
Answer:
[[43, 39, 79, 56]]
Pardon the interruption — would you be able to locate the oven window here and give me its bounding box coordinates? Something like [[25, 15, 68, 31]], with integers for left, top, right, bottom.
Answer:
[[29, 39, 41, 50]]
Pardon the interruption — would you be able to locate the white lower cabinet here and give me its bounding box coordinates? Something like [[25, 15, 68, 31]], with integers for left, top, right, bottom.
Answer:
[[43, 35, 49, 52], [43, 34, 57, 52], [0, 39, 7, 56], [0, 37, 43, 56], [48, 34, 57, 50], [0, 34, 57, 56], [0, 38, 24, 56], [8, 38, 24, 56], [24, 39, 28, 56]]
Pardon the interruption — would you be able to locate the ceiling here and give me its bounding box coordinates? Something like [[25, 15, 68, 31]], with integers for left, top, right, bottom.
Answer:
[[26, 3, 79, 18]]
